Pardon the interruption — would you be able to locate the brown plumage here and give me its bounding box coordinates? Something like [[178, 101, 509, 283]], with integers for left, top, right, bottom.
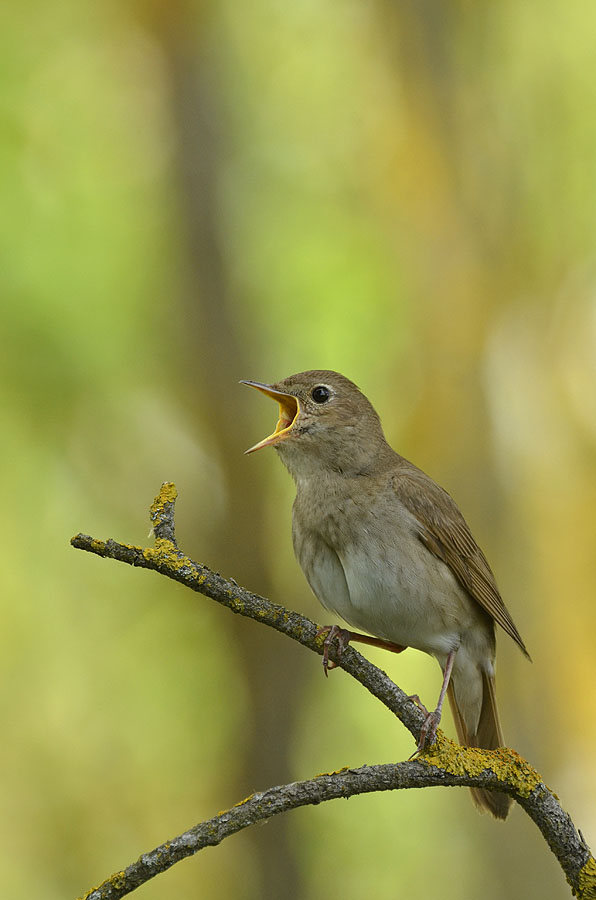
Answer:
[[396, 463, 529, 658], [243, 370, 530, 819]]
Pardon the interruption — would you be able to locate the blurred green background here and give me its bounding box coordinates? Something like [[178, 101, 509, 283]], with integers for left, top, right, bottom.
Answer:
[[2, 1, 595, 897]]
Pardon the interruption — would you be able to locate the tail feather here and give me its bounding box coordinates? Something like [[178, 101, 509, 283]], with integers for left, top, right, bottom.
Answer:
[[447, 673, 511, 820]]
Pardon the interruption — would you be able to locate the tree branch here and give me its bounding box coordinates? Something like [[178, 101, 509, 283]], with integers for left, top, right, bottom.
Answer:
[[72, 483, 596, 900]]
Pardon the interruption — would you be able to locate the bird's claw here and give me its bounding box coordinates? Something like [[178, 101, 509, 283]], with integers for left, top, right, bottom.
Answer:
[[407, 694, 429, 714], [409, 709, 442, 758], [316, 625, 351, 677]]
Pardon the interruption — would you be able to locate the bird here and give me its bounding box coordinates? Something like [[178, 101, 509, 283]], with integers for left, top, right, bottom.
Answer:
[[242, 370, 530, 819]]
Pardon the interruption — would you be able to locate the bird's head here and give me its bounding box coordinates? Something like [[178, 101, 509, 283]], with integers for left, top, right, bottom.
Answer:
[[241, 370, 388, 478]]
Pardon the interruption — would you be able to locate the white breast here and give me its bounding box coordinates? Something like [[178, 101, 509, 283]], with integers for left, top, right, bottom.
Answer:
[[296, 498, 478, 659], [293, 480, 498, 736]]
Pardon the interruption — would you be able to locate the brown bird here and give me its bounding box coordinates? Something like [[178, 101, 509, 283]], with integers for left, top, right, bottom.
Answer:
[[242, 370, 530, 819]]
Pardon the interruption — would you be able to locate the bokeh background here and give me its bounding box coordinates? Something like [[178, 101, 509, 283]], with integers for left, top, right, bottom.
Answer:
[[3, 1, 596, 898]]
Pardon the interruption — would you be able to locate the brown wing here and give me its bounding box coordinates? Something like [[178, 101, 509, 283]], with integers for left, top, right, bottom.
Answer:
[[394, 462, 531, 659]]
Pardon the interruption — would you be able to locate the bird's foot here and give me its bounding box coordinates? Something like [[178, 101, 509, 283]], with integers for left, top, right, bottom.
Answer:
[[409, 708, 442, 758], [409, 647, 455, 757], [317, 626, 408, 677], [316, 625, 352, 677], [407, 693, 429, 714]]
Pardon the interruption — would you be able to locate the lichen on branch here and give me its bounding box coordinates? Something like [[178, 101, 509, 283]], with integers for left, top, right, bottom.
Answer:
[[71, 482, 596, 900]]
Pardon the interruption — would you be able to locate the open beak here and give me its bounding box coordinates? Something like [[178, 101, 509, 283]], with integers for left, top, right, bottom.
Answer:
[[241, 381, 300, 454]]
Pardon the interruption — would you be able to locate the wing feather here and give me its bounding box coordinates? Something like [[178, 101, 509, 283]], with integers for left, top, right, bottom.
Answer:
[[394, 463, 530, 659]]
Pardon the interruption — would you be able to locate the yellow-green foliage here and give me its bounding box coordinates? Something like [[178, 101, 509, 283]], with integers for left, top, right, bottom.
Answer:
[[5, 2, 596, 898]]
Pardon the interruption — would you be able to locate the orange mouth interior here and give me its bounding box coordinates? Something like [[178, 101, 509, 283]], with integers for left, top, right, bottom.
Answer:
[[243, 384, 300, 453]]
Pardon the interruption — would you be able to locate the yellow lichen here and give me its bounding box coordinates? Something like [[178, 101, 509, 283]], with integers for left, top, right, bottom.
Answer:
[[420, 735, 542, 798], [150, 482, 177, 513], [577, 857, 596, 899], [144, 540, 176, 561], [317, 766, 351, 778], [142, 541, 198, 579], [78, 870, 126, 900], [232, 794, 256, 810]]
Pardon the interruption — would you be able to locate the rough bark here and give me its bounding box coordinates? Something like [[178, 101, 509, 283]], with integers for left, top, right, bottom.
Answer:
[[72, 483, 596, 900]]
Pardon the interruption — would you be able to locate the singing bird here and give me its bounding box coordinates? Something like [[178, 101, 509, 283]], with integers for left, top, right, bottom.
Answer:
[[242, 370, 530, 819]]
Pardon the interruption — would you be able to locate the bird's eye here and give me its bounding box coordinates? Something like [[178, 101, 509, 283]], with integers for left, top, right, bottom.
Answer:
[[311, 385, 331, 404]]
